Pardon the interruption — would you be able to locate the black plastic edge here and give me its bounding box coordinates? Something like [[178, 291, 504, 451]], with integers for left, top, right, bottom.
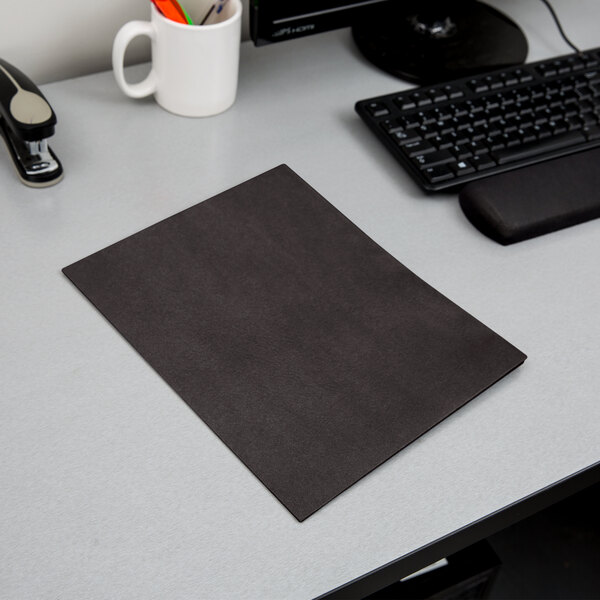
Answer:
[[316, 460, 600, 600]]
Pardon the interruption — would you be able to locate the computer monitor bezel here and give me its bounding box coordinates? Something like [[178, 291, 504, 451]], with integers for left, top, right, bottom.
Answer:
[[250, 0, 390, 46]]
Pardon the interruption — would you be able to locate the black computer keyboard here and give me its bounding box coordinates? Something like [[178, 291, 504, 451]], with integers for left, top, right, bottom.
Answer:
[[355, 48, 600, 191]]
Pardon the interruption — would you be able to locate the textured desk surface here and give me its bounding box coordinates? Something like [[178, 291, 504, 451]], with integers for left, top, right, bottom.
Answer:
[[2, 1, 599, 598]]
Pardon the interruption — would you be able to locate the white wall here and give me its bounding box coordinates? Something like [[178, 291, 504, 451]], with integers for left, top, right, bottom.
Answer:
[[0, 0, 251, 84], [0, 0, 594, 86]]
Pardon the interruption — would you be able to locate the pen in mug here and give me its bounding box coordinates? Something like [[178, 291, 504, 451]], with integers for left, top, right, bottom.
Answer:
[[200, 0, 230, 25], [151, 0, 193, 24]]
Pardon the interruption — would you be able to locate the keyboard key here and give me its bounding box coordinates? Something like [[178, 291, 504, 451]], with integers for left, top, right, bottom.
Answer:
[[444, 85, 464, 99], [530, 85, 546, 99], [438, 122, 455, 135], [566, 56, 583, 70], [576, 85, 593, 100], [491, 131, 586, 164], [500, 94, 516, 107], [418, 110, 437, 125], [506, 134, 522, 148], [580, 100, 595, 114], [468, 79, 488, 93], [397, 98, 417, 111], [564, 106, 579, 118], [422, 165, 455, 183], [401, 139, 436, 157], [470, 155, 497, 170], [453, 132, 471, 145], [538, 65, 557, 78], [411, 91, 432, 107], [380, 119, 404, 133], [561, 81, 575, 93], [566, 115, 583, 130], [450, 160, 476, 176], [552, 120, 568, 134], [515, 90, 530, 102], [391, 130, 423, 145], [571, 59, 585, 71], [584, 125, 600, 140], [503, 73, 519, 87], [417, 125, 439, 139], [584, 70, 600, 83], [471, 127, 487, 141], [402, 114, 422, 129], [453, 116, 472, 130], [518, 102, 534, 116], [452, 104, 469, 117], [366, 102, 390, 117], [535, 124, 553, 139], [433, 106, 454, 121], [518, 116, 534, 129], [451, 145, 473, 160], [412, 149, 455, 169], [430, 135, 450, 149], [428, 88, 448, 103], [467, 140, 490, 155], [485, 108, 504, 122], [467, 100, 486, 114]]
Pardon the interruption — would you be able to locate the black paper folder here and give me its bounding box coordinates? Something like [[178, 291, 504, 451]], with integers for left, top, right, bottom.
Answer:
[[63, 165, 526, 521]]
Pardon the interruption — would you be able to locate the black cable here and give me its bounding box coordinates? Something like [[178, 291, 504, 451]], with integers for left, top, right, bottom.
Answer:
[[539, 0, 582, 55]]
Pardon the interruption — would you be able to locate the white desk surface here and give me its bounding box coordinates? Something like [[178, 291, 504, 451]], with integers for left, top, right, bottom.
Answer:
[[2, 1, 599, 598]]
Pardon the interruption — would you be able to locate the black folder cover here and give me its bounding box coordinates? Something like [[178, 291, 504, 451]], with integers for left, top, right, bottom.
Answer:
[[63, 165, 526, 521]]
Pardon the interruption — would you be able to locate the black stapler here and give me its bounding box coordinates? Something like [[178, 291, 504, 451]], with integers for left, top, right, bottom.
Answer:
[[0, 58, 63, 187]]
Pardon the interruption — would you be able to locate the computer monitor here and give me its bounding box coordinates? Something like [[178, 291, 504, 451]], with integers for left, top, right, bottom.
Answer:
[[250, 0, 528, 84]]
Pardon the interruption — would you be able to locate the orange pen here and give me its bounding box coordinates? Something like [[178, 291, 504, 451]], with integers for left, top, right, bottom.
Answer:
[[151, 0, 193, 24]]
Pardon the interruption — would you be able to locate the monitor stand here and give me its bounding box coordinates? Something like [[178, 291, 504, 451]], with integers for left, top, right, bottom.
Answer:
[[352, 0, 528, 84]]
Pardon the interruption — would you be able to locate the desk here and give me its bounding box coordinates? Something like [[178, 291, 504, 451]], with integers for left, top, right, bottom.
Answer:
[[2, 1, 599, 598]]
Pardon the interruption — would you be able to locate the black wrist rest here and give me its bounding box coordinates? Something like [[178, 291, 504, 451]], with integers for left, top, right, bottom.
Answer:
[[458, 148, 600, 245]]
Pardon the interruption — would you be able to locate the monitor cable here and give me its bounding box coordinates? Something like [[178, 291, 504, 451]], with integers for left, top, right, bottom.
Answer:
[[539, 0, 582, 55]]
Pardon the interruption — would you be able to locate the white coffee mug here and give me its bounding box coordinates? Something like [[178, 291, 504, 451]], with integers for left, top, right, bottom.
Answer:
[[112, 0, 242, 117]]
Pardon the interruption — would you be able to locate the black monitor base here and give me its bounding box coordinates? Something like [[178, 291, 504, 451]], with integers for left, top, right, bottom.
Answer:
[[352, 0, 528, 84]]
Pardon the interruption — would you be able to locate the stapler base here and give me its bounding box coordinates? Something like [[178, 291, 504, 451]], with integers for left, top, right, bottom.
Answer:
[[0, 117, 63, 187]]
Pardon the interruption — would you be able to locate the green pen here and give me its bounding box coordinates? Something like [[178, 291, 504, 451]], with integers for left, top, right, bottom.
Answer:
[[178, 0, 194, 24], [151, 0, 194, 25]]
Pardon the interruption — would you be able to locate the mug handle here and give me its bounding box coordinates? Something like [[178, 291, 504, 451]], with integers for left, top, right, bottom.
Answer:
[[112, 21, 158, 98]]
